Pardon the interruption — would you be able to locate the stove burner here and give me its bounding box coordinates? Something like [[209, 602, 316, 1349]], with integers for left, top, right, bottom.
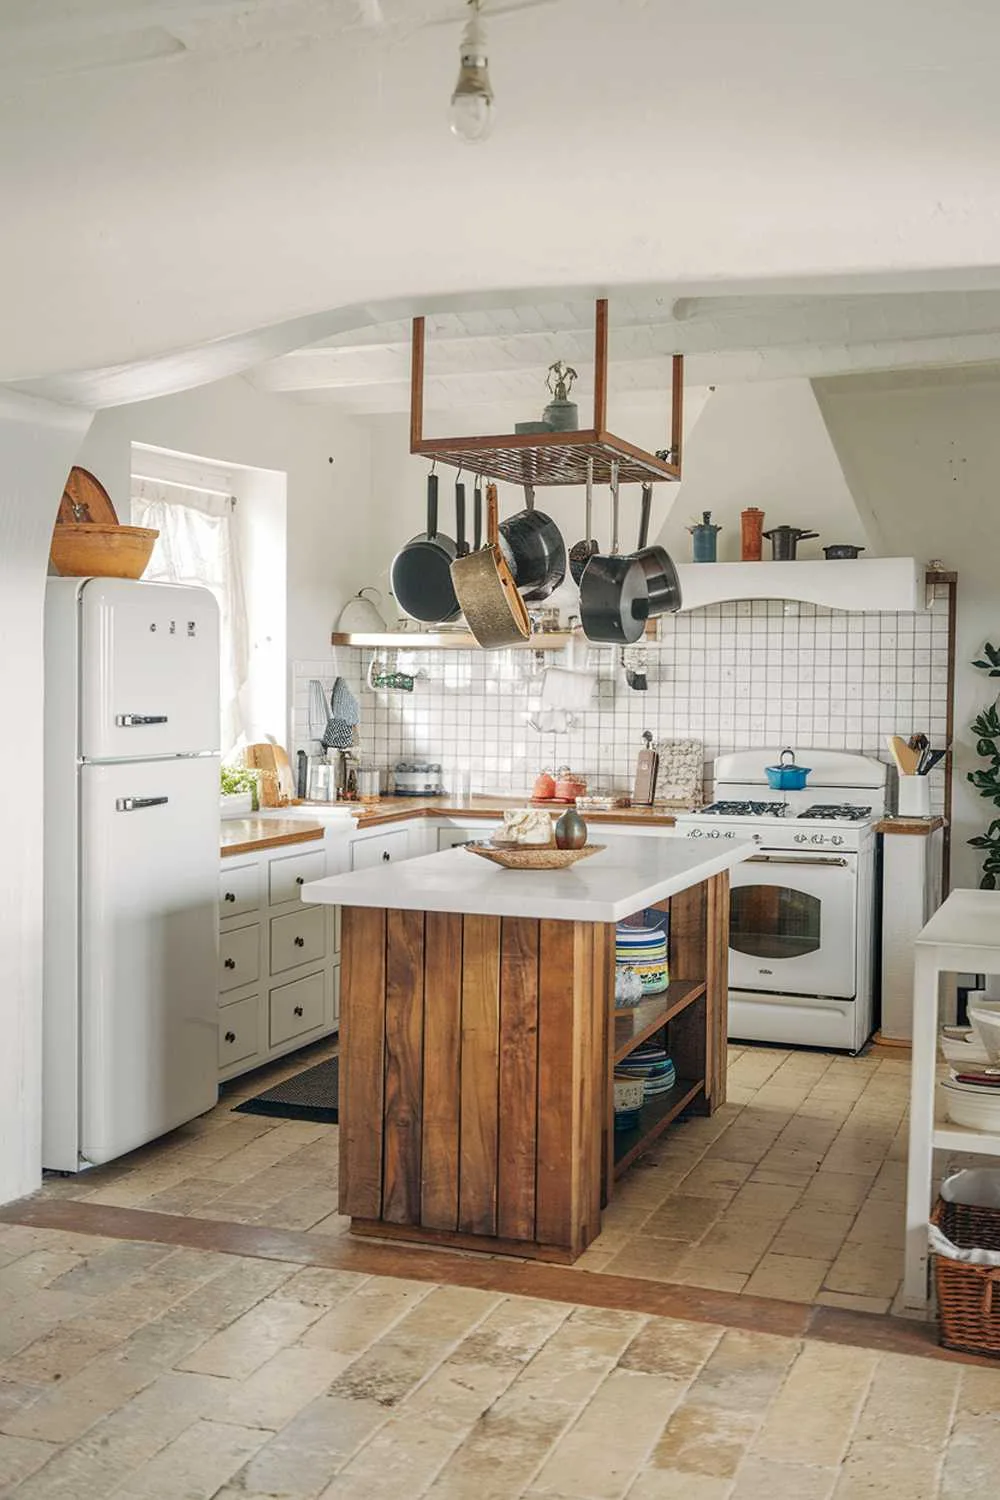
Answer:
[[800, 804, 872, 822], [700, 800, 788, 817]]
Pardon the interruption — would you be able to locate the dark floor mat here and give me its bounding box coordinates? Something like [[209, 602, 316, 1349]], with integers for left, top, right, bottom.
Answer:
[[233, 1055, 338, 1123]]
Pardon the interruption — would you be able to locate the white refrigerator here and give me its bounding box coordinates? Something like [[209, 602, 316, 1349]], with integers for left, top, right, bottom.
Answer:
[[44, 578, 222, 1171]]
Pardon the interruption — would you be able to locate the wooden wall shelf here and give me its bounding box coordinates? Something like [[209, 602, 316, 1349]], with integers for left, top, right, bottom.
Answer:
[[409, 299, 684, 488], [332, 621, 656, 650]]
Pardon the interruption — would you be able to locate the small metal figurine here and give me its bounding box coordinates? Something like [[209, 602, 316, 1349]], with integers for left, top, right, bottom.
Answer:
[[542, 359, 579, 431]]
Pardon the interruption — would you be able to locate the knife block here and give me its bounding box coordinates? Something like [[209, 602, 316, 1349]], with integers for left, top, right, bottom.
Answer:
[[632, 747, 659, 807]]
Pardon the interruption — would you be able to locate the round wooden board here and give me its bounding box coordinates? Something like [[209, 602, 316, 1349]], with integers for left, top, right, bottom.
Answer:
[[59, 467, 119, 526]]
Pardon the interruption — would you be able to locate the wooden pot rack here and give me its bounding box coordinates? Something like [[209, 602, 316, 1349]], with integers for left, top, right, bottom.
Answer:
[[409, 299, 684, 487]]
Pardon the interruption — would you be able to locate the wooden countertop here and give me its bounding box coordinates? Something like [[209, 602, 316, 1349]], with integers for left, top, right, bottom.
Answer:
[[221, 818, 325, 857], [874, 817, 945, 837], [335, 796, 684, 829]]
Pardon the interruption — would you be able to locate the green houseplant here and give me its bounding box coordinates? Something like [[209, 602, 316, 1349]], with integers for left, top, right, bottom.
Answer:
[[967, 641, 1000, 888], [221, 764, 260, 812]]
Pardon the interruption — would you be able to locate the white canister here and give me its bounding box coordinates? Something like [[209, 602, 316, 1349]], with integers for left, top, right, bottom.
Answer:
[[898, 776, 931, 817]]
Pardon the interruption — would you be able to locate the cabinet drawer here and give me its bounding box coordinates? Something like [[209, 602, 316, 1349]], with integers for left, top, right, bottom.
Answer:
[[219, 862, 260, 918], [350, 829, 409, 871], [219, 923, 260, 993], [437, 828, 480, 850], [270, 971, 326, 1047], [219, 996, 259, 1067], [269, 847, 326, 907], [270, 905, 326, 975]]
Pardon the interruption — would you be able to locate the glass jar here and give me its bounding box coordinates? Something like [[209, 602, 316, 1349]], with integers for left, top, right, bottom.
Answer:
[[356, 765, 381, 803]]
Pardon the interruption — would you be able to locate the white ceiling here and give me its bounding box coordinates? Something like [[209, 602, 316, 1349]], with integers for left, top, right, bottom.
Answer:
[[4, 1, 1000, 395]]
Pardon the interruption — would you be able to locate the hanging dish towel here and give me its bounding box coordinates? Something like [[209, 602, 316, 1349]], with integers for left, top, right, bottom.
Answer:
[[308, 680, 330, 747], [539, 666, 597, 711], [322, 677, 361, 750]]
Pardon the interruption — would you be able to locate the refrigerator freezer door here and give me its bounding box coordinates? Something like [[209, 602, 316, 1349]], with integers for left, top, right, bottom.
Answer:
[[79, 755, 220, 1165], [79, 578, 220, 759]]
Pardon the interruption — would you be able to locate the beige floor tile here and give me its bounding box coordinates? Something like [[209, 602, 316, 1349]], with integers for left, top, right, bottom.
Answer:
[[425, 1394, 576, 1499], [814, 1291, 892, 1316], [110, 1417, 268, 1499], [958, 1365, 1000, 1416], [221, 1345, 356, 1430], [675, 1159, 755, 1199], [730, 1456, 837, 1499], [853, 1352, 960, 1450], [688, 1330, 797, 1415], [743, 1254, 829, 1303], [177, 1293, 327, 1379], [940, 1411, 1000, 1499], [772, 1207, 855, 1261], [237, 1394, 390, 1497], [624, 1473, 734, 1500], [602, 1236, 691, 1282], [823, 1243, 902, 1301], [0, 1433, 58, 1490], [676, 1266, 750, 1294], [651, 1401, 760, 1479], [642, 1195, 726, 1242], [727, 1181, 806, 1220], [619, 1318, 723, 1382], [752, 1342, 878, 1467], [845, 1198, 905, 1250], [0, 1320, 122, 1386], [298, 1277, 431, 1356], [318, 1408, 469, 1500], [489, 1309, 643, 1409], [799, 1172, 879, 1215], [832, 1440, 942, 1500]]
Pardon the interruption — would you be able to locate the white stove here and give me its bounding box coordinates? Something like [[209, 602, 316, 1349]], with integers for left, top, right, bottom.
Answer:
[[675, 750, 887, 1053]]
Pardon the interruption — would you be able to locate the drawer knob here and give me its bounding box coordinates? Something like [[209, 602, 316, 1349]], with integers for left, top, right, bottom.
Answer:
[[224, 1030, 236, 1043], [293, 1005, 304, 1017], [295, 876, 305, 885], [294, 935, 305, 947], [224, 957, 236, 970], [382, 851, 391, 862], [224, 892, 236, 903]]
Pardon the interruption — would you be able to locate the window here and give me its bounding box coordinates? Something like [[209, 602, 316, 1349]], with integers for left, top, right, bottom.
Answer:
[[131, 479, 249, 755]]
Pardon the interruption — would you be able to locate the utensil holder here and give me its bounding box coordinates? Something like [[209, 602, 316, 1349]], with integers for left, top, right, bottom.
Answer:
[[898, 776, 931, 817]]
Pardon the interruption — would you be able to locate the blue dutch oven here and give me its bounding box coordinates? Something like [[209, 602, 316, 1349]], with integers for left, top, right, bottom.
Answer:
[[765, 748, 811, 790]]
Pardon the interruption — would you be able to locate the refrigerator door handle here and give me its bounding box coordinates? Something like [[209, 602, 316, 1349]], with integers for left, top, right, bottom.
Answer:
[[115, 796, 169, 812], [115, 713, 169, 727]]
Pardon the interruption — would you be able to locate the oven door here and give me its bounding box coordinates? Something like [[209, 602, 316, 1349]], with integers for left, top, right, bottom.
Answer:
[[728, 851, 857, 999]]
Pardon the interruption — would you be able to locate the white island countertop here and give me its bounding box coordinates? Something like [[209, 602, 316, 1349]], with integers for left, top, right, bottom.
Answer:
[[303, 833, 755, 922]]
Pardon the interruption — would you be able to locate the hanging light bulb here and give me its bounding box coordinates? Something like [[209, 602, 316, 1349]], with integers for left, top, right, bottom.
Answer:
[[449, 0, 494, 144]]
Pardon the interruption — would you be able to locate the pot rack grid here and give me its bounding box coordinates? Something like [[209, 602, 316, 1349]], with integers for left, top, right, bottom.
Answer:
[[408, 299, 684, 488]]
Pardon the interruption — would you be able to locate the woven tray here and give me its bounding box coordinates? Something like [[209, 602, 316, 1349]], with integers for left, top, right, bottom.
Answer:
[[932, 1196, 1000, 1358], [464, 841, 604, 870]]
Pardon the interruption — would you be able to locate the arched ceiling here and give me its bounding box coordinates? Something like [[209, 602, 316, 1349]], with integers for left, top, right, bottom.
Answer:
[[4, 0, 1000, 394]]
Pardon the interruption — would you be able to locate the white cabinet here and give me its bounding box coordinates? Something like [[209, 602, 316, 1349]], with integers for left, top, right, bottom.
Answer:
[[437, 827, 482, 850], [218, 835, 340, 1081], [350, 827, 410, 870]]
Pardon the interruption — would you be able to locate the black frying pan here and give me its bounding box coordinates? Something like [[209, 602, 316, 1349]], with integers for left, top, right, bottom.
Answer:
[[499, 483, 566, 601], [633, 483, 682, 616], [579, 462, 649, 644], [390, 473, 463, 623]]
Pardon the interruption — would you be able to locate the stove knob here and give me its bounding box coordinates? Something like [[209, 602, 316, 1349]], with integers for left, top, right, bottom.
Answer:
[[811, 834, 825, 845], [690, 828, 703, 838], [831, 834, 844, 846], [724, 830, 735, 839], [708, 829, 720, 839], [794, 833, 808, 844]]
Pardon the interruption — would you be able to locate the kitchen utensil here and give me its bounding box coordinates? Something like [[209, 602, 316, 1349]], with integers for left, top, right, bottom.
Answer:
[[888, 735, 921, 776], [741, 507, 765, 561], [472, 479, 483, 550], [823, 544, 866, 560], [58, 466, 120, 526], [335, 587, 388, 633], [762, 525, 820, 560], [390, 472, 461, 624], [918, 748, 947, 775], [579, 462, 649, 645], [244, 742, 286, 806], [464, 841, 604, 869], [499, 482, 566, 601], [569, 457, 599, 584], [49, 524, 158, 580], [764, 747, 811, 790], [688, 510, 722, 563], [450, 482, 530, 648], [633, 482, 682, 615], [269, 742, 296, 802], [554, 808, 588, 849], [308, 680, 329, 747], [296, 750, 308, 800], [908, 732, 929, 754], [632, 730, 659, 806]]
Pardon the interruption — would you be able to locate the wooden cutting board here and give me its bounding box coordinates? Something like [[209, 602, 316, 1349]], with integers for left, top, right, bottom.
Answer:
[[244, 743, 284, 807], [58, 467, 119, 526]]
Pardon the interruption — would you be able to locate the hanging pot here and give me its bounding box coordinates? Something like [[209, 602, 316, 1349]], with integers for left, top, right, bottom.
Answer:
[[579, 463, 649, 644], [451, 482, 530, 648], [390, 473, 463, 623], [633, 483, 682, 617], [762, 525, 819, 560], [499, 483, 566, 601], [823, 543, 866, 560], [568, 457, 599, 584]]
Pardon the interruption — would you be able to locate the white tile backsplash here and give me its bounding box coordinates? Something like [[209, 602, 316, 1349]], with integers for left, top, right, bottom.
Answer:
[[293, 599, 950, 808]]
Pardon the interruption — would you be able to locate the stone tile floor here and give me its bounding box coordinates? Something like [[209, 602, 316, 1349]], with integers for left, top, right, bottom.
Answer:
[[1, 1220, 999, 1499], [36, 1039, 924, 1314]]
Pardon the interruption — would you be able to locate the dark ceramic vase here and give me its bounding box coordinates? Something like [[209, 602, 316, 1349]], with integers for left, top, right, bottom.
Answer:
[[555, 808, 588, 850]]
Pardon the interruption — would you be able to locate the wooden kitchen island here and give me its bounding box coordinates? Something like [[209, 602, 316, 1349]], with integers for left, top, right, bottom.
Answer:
[[305, 835, 753, 1263]]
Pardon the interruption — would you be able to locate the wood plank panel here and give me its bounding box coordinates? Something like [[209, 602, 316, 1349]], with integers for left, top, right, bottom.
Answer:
[[382, 909, 425, 1225], [421, 912, 463, 1231], [458, 915, 501, 1236], [338, 906, 387, 1219], [497, 918, 539, 1241], [578, 922, 604, 1245], [668, 883, 707, 982], [535, 919, 578, 1248], [706, 873, 730, 1108]]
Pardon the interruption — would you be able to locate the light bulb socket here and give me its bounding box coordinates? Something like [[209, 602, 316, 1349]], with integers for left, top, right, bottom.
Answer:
[[452, 60, 493, 103]]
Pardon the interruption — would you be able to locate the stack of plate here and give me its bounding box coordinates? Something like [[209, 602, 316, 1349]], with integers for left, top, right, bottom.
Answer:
[[615, 1044, 676, 1099], [615, 920, 669, 996]]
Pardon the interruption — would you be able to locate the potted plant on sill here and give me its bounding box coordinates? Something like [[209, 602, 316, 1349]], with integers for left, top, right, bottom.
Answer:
[[967, 641, 1000, 888], [220, 764, 260, 818]]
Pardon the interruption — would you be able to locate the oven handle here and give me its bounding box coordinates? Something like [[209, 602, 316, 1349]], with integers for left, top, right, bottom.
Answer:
[[747, 854, 849, 868]]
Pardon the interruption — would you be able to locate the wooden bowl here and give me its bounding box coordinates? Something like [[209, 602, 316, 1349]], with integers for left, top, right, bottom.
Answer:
[[464, 841, 605, 870], [50, 524, 159, 580]]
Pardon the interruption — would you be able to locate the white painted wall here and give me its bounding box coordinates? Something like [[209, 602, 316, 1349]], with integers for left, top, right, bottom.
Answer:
[[815, 370, 1000, 889], [0, 391, 92, 1205]]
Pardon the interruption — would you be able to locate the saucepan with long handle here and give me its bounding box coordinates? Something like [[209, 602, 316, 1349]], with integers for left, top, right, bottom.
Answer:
[[499, 482, 566, 601], [451, 482, 530, 648], [633, 482, 682, 616], [390, 471, 462, 623], [578, 462, 649, 644]]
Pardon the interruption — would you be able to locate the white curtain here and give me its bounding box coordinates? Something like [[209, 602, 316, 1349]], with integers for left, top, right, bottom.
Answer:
[[131, 480, 249, 755]]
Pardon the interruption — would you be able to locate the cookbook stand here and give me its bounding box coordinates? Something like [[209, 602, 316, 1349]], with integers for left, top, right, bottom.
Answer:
[[409, 300, 684, 488]]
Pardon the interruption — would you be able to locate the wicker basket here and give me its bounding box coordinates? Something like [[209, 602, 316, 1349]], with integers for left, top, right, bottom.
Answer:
[[932, 1195, 1000, 1357], [464, 841, 605, 869]]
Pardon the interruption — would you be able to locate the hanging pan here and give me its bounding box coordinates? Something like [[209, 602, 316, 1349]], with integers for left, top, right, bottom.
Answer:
[[390, 471, 464, 624], [499, 482, 566, 601], [451, 482, 530, 648], [579, 462, 649, 644], [633, 483, 683, 616], [569, 457, 599, 584]]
